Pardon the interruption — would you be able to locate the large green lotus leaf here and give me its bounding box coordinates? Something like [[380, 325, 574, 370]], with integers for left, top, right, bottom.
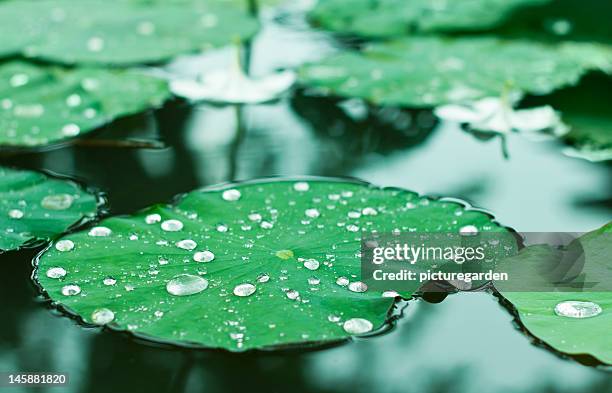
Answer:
[[309, 0, 552, 38], [0, 0, 259, 65], [0, 166, 99, 252], [299, 37, 612, 107], [495, 223, 612, 364], [35, 178, 512, 351], [0, 61, 170, 147]]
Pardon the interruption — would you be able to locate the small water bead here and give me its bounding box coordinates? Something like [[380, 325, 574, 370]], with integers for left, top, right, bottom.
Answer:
[[343, 318, 373, 334], [362, 207, 378, 216], [293, 182, 310, 192], [285, 289, 300, 300], [229, 332, 244, 340], [145, 214, 161, 224], [161, 219, 183, 231], [103, 276, 117, 286], [91, 308, 115, 325], [347, 211, 361, 219], [216, 224, 228, 233], [62, 123, 81, 137], [554, 301, 602, 319], [46, 267, 66, 279], [346, 224, 360, 233], [308, 277, 320, 285], [257, 273, 270, 283], [248, 213, 262, 222], [328, 315, 341, 323], [222, 189, 241, 201], [154, 310, 164, 318], [10, 73, 29, 87], [176, 239, 197, 250], [305, 208, 320, 218], [41, 194, 73, 210], [8, 209, 24, 219], [260, 221, 273, 230], [193, 250, 215, 263], [87, 36, 104, 52], [66, 94, 82, 107], [348, 281, 368, 293], [459, 225, 479, 236], [233, 283, 256, 297], [55, 239, 75, 252], [166, 274, 208, 296], [382, 290, 400, 298], [88, 226, 112, 237], [336, 277, 349, 286], [137, 21, 155, 35], [61, 284, 81, 296], [303, 259, 320, 270]]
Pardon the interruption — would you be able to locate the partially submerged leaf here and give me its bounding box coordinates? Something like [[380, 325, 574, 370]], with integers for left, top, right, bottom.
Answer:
[[561, 115, 612, 162], [0, 61, 170, 147], [309, 0, 551, 38], [494, 223, 612, 364], [299, 36, 612, 107], [0, 0, 259, 65], [0, 167, 99, 252], [35, 178, 511, 351]]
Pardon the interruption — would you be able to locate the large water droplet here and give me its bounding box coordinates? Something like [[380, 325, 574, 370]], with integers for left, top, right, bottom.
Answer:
[[293, 182, 310, 192], [286, 289, 300, 300], [176, 239, 197, 250], [161, 219, 183, 231], [46, 267, 66, 279], [88, 226, 112, 237], [145, 213, 161, 224], [7, 208, 24, 219], [348, 281, 368, 293], [343, 318, 374, 334], [459, 225, 479, 236], [166, 274, 208, 296], [222, 189, 241, 201], [41, 194, 73, 210], [233, 283, 256, 297], [193, 250, 215, 262], [55, 239, 74, 252], [303, 259, 320, 270], [91, 308, 115, 325], [103, 276, 117, 286], [554, 301, 602, 319], [61, 284, 81, 296]]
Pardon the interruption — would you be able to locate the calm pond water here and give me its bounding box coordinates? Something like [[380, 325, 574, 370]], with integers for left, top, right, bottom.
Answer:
[[0, 2, 611, 392]]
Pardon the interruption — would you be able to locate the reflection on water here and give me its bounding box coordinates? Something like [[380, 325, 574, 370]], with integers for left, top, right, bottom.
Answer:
[[0, 1, 611, 392]]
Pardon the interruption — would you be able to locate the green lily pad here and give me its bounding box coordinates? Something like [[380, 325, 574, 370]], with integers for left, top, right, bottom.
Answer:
[[299, 36, 612, 107], [0, 0, 259, 65], [35, 178, 512, 351], [0, 166, 99, 252], [0, 61, 170, 147], [309, 0, 552, 38], [494, 223, 612, 364], [562, 115, 612, 161]]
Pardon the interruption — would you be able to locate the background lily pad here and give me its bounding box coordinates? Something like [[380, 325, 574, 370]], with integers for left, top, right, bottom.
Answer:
[[0, 166, 99, 252], [309, 0, 551, 38], [36, 178, 512, 351], [494, 223, 612, 364], [299, 37, 612, 107], [0, 0, 259, 65], [0, 61, 170, 147]]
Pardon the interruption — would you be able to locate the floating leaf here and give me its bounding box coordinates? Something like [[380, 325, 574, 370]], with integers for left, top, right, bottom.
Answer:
[[0, 0, 259, 65], [309, 0, 552, 38], [0, 61, 170, 147], [299, 36, 612, 107], [561, 115, 612, 162], [35, 178, 511, 351], [0, 166, 99, 252], [494, 223, 612, 364]]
